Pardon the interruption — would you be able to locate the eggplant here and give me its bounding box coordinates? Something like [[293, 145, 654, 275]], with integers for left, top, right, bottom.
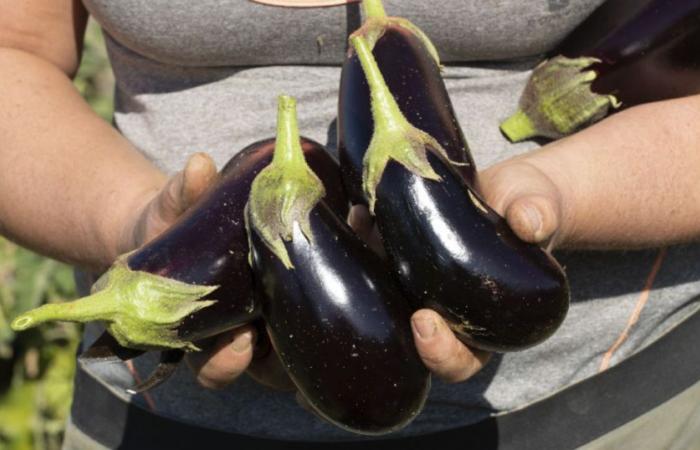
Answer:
[[11, 133, 347, 392], [501, 0, 700, 142], [247, 95, 429, 434], [338, 0, 476, 203], [338, 4, 569, 352]]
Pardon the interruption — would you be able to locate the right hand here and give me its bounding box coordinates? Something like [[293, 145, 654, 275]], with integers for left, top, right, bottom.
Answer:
[[113, 152, 292, 390], [348, 205, 491, 383]]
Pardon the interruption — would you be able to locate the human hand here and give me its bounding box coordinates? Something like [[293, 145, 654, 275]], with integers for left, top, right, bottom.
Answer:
[[345, 147, 574, 383], [114, 152, 290, 390], [116, 152, 218, 256], [348, 205, 491, 383], [478, 152, 569, 249]]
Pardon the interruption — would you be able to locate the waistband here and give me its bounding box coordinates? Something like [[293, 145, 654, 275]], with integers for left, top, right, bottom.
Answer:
[[71, 309, 700, 450]]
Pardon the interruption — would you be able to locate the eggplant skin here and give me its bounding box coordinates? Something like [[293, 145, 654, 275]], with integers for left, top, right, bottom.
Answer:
[[374, 151, 569, 352], [249, 201, 429, 435], [560, 0, 700, 106], [339, 26, 476, 204], [127, 138, 347, 342]]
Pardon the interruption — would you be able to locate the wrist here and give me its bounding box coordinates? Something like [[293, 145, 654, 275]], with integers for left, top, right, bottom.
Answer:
[[95, 176, 166, 269]]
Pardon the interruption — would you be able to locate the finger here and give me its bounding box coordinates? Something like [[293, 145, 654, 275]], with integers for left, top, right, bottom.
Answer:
[[156, 153, 218, 224], [246, 329, 296, 392], [347, 204, 386, 257], [504, 194, 560, 246], [411, 309, 491, 383], [181, 152, 218, 209], [347, 204, 373, 237], [479, 161, 563, 245], [185, 325, 256, 390]]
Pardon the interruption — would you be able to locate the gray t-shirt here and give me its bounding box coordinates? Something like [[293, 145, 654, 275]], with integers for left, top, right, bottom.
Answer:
[[77, 0, 700, 441]]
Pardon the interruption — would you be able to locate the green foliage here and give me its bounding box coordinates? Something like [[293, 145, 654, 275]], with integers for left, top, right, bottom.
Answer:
[[74, 21, 115, 122], [0, 20, 114, 450], [0, 239, 80, 450]]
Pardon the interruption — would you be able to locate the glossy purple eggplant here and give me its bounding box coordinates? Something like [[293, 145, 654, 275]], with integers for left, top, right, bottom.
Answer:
[[247, 95, 429, 434], [338, 8, 569, 352], [501, 0, 700, 141], [338, 7, 475, 204], [12, 136, 347, 392], [127, 137, 348, 343]]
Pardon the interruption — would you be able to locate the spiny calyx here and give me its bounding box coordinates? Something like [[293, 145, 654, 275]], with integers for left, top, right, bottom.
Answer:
[[354, 0, 441, 67], [246, 95, 325, 269], [501, 55, 621, 141], [11, 257, 217, 351], [350, 34, 460, 212]]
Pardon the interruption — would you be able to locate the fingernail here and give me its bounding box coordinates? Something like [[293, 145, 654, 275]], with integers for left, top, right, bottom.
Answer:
[[412, 316, 437, 339], [523, 205, 543, 236], [231, 330, 254, 353]]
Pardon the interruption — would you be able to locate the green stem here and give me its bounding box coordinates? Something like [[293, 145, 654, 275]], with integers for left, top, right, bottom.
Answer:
[[272, 96, 305, 167], [362, 0, 387, 19], [246, 95, 325, 269], [502, 55, 621, 140], [351, 35, 406, 133], [11, 290, 117, 330], [500, 109, 537, 142], [350, 35, 452, 212], [10, 260, 217, 351]]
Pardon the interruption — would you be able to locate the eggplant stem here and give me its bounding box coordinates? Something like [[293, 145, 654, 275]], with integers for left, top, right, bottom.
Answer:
[[353, 0, 440, 67], [500, 109, 537, 142], [361, 0, 386, 19], [502, 55, 621, 141], [351, 35, 458, 212], [272, 96, 306, 167], [11, 289, 118, 330], [11, 258, 217, 351], [246, 95, 325, 269]]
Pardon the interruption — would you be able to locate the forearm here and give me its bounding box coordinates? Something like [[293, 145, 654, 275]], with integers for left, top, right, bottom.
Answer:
[[0, 48, 166, 269], [527, 95, 700, 249]]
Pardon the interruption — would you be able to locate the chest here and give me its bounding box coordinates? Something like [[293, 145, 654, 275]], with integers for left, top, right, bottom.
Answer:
[[83, 0, 604, 66]]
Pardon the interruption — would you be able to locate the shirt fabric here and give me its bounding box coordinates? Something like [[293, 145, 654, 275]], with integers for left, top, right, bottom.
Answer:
[[75, 0, 700, 441]]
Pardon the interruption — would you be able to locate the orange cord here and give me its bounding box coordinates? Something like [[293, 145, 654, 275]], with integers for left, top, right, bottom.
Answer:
[[598, 247, 668, 372], [125, 359, 157, 411]]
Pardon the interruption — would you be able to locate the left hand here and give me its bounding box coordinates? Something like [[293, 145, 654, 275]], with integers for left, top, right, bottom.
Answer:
[[348, 205, 491, 383], [346, 151, 569, 383], [114, 152, 292, 390]]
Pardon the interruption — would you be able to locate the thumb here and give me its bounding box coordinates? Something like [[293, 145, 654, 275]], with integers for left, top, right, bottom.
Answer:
[[479, 159, 564, 247], [154, 152, 218, 225], [129, 153, 218, 248]]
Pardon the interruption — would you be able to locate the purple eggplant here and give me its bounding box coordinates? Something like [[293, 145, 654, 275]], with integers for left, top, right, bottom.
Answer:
[[501, 0, 700, 141], [338, 0, 475, 204], [11, 133, 347, 392], [247, 95, 429, 434], [338, 2, 569, 352]]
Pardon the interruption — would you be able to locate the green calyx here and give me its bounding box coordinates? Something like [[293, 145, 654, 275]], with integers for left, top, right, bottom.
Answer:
[[501, 55, 621, 142], [351, 34, 458, 213], [246, 95, 325, 269], [10, 257, 217, 351], [355, 0, 441, 67]]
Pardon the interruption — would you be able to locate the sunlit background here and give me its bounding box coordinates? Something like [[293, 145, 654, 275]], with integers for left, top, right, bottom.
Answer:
[[0, 21, 114, 450]]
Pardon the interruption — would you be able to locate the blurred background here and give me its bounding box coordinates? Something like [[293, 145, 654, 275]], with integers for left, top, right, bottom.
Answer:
[[0, 21, 114, 450]]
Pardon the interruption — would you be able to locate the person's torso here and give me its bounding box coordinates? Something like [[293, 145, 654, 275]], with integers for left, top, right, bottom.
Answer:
[[76, 0, 700, 441], [84, 0, 603, 67]]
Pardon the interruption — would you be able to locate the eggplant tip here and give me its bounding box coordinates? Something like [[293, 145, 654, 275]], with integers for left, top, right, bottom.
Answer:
[[500, 110, 537, 142], [10, 315, 33, 331]]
